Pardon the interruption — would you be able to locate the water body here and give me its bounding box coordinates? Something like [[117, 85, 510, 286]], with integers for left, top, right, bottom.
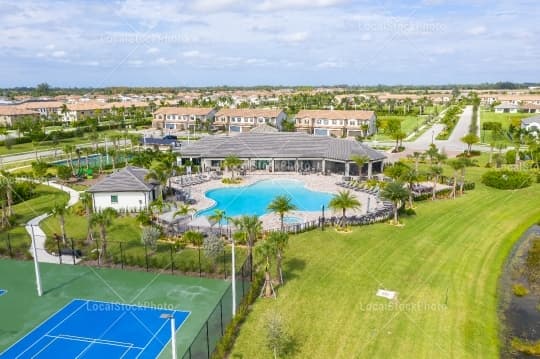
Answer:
[[499, 224, 540, 358]]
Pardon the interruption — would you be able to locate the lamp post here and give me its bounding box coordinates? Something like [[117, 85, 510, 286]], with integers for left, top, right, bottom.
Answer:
[[160, 313, 177, 359], [321, 204, 325, 231], [431, 130, 435, 144], [30, 225, 43, 297]]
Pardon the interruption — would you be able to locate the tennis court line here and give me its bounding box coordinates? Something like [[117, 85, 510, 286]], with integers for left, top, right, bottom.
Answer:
[[12, 300, 88, 359], [48, 334, 143, 349], [135, 311, 173, 358]]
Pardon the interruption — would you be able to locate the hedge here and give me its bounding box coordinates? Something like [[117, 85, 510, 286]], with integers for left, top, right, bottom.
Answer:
[[481, 170, 534, 190]]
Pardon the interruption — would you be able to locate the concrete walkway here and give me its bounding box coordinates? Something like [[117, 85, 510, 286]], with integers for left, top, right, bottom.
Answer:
[[25, 180, 81, 264]]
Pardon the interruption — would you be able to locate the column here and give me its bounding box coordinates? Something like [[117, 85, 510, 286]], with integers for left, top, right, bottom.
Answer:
[[345, 162, 350, 176], [322, 159, 326, 173], [295, 159, 299, 172], [367, 162, 373, 179]]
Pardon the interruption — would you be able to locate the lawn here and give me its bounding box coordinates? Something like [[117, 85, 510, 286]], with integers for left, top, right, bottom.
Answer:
[[0, 259, 230, 358], [231, 182, 540, 358], [479, 110, 535, 145], [375, 115, 421, 140], [0, 184, 69, 257]]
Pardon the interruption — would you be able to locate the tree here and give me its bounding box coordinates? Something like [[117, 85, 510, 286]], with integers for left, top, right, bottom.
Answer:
[[265, 312, 291, 358], [328, 190, 361, 227], [268, 231, 289, 285], [203, 235, 224, 270], [145, 162, 169, 200], [0, 171, 15, 216], [50, 203, 69, 245], [208, 209, 226, 237], [35, 82, 51, 96], [380, 181, 409, 224], [446, 158, 466, 199], [57, 165, 72, 184], [429, 165, 443, 200], [141, 226, 160, 249], [79, 192, 94, 242], [184, 230, 204, 273], [223, 155, 243, 179], [267, 195, 297, 231], [400, 167, 418, 208], [63, 144, 75, 171], [31, 160, 48, 180], [90, 208, 118, 262], [460, 133, 479, 155], [232, 215, 262, 271], [349, 154, 369, 179], [425, 143, 440, 165], [257, 238, 276, 298], [174, 204, 195, 218]]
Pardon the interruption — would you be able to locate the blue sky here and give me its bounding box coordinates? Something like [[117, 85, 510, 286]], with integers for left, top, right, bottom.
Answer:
[[1, 0, 538, 87]]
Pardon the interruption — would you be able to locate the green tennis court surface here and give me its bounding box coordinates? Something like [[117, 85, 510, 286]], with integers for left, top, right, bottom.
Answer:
[[0, 259, 229, 358]]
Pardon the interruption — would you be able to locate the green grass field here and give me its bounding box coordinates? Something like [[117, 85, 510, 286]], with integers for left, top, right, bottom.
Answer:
[[231, 183, 540, 358], [0, 259, 230, 358], [375, 115, 421, 140], [479, 110, 535, 144], [0, 185, 69, 257]]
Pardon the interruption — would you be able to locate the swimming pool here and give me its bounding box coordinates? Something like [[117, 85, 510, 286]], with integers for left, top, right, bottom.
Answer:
[[197, 179, 332, 218]]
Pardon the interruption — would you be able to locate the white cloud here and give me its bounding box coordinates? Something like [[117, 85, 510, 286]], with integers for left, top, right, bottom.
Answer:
[[51, 50, 66, 58], [279, 31, 309, 43], [190, 0, 243, 12], [316, 61, 344, 69], [182, 50, 203, 58], [258, 0, 344, 11], [146, 47, 159, 54], [432, 47, 455, 55], [45, 44, 55, 50], [467, 25, 487, 35], [155, 57, 176, 65], [360, 33, 372, 41], [127, 59, 144, 66]]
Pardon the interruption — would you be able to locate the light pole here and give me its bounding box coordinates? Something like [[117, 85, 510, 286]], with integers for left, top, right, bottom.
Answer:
[[160, 313, 177, 359], [30, 225, 43, 296], [431, 130, 434, 144]]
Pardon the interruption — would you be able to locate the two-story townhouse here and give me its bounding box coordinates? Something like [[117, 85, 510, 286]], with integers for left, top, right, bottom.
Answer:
[[0, 106, 40, 126], [17, 101, 64, 120], [152, 107, 216, 131], [213, 108, 286, 133], [294, 110, 376, 138]]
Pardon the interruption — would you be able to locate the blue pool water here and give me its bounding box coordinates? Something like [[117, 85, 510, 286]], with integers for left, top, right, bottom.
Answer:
[[283, 216, 304, 224], [197, 179, 332, 218]]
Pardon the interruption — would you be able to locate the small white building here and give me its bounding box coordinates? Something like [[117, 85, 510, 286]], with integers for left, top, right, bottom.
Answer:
[[494, 102, 519, 113], [521, 116, 540, 135], [88, 166, 160, 212]]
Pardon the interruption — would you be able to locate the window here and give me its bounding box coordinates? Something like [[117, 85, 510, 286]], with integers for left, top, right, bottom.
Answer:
[[111, 195, 118, 204], [332, 120, 337, 125], [316, 119, 322, 124], [323, 120, 329, 125]]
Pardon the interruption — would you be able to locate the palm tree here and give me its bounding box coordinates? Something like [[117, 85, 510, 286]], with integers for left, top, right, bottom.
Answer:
[[79, 192, 94, 242], [223, 155, 243, 179], [257, 238, 276, 298], [208, 209, 226, 237], [328, 190, 361, 227], [446, 159, 465, 199], [74, 147, 82, 171], [267, 195, 297, 231], [90, 207, 118, 262], [145, 162, 169, 200], [268, 231, 288, 285], [429, 165, 443, 200], [174, 204, 195, 219], [63, 144, 75, 171], [400, 167, 418, 208], [232, 215, 262, 272], [380, 181, 409, 225], [50, 203, 69, 245], [0, 171, 15, 216], [350, 154, 369, 179], [460, 133, 479, 155]]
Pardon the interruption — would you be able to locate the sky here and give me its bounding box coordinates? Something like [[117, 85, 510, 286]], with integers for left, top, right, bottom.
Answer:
[[0, 0, 539, 87]]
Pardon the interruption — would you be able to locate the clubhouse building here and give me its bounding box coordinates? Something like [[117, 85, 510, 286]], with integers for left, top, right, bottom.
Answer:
[[179, 132, 386, 177]]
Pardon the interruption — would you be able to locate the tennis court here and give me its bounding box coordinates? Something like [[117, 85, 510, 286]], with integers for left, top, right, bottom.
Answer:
[[1, 299, 190, 359], [0, 289, 6, 297]]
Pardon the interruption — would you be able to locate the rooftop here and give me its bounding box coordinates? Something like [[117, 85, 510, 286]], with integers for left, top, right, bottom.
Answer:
[[154, 107, 214, 116], [215, 108, 284, 118], [295, 109, 375, 120], [180, 132, 386, 162], [88, 166, 158, 193]]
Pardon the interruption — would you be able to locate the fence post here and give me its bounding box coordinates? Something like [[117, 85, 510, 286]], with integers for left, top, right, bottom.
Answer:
[[241, 264, 245, 296], [120, 242, 124, 270], [95, 239, 100, 267], [223, 249, 226, 279], [144, 244, 149, 272], [170, 245, 174, 275], [57, 239, 62, 264], [206, 321, 210, 359], [198, 247, 202, 277], [7, 232, 13, 258], [70, 238, 76, 265], [220, 298, 224, 336]]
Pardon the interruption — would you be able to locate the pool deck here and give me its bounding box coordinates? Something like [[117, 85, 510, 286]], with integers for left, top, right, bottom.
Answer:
[[172, 172, 384, 230]]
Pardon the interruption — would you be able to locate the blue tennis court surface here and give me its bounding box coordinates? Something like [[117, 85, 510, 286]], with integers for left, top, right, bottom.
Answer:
[[1, 299, 190, 359], [0, 289, 6, 297]]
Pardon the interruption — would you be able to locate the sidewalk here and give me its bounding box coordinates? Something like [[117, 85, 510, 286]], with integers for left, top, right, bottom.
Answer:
[[24, 180, 81, 264]]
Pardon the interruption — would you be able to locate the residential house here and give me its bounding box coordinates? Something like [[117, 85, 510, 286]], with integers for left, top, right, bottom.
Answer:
[[213, 108, 286, 133], [17, 101, 64, 120], [294, 109, 376, 137], [0, 106, 39, 126], [519, 103, 540, 114], [521, 116, 540, 134], [494, 103, 519, 113], [87, 166, 160, 212], [152, 107, 215, 131]]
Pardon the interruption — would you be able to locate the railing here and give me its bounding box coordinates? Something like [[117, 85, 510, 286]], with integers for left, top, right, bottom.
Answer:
[[181, 258, 252, 359]]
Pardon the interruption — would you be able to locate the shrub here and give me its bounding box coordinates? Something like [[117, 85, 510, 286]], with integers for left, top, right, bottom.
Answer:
[[222, 178, 242, 184], [511, 338, 540, 355], [481, 170, 533, 190], [512, 283, 529, 297]]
